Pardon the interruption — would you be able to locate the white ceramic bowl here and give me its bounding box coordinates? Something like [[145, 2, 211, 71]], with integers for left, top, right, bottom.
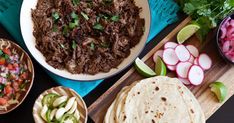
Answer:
[[20, 0, 151, 81]]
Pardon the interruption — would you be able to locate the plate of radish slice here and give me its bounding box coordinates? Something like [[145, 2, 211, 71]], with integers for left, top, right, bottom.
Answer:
[[153, 42, 212, 86]]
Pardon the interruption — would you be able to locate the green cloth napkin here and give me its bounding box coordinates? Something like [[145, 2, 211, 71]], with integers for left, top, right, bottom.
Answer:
[[0, 0, 179, 97]]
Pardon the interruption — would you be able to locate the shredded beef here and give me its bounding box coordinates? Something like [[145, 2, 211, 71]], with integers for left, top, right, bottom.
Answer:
[[32, 0, 145, 74]]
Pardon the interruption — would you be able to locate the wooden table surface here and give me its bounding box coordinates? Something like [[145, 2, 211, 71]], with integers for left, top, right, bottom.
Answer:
[[0, 15, 234, 122]]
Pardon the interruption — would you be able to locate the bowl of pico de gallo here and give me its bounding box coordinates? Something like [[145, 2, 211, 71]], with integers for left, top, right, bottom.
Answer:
[[0, 38, 34, 114]]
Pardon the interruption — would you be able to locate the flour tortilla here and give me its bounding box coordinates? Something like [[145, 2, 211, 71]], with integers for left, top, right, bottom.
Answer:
[[104, 76, 205, 123], [104, 82, 139, 123]]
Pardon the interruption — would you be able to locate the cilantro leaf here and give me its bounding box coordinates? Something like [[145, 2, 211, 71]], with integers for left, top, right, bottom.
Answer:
[[90, 42, 95, 50], [0, 50, 3, 56], [72, 0, 80, 6], [52, 12, 60, 21], [111, 15, 120, 22], [81, 12, 89, 20], [71, 11, 79, 20], [93, 23, 104, 30], [72, 40, 77, 49]]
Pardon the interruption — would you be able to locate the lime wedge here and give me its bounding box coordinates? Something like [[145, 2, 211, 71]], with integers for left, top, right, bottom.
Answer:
[[155, 56, 167, 76], [209, 82, 227, 102], [135, 58, 156, 77], [177, 24, 200, 44]]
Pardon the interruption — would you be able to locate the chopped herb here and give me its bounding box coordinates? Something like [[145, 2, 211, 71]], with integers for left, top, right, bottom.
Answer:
[[69, 19, 79, 29], [87, 2, 93, 8], [0, 50, 3, 56], [69, 22, 76, 29], [111, 15, 119, 22], [0, 93, 3, 97], [71, 11, 79, 20], [101, 42, 109, 48], [72, 0, 80, 6], [81, 12, 89, 20], [90, 42, 95, 50], [4, 54, 9, 60], [52, 12, 60, 21], [93, 23, 104, 30], [99, 14, 108, 20], [59, 44, 65, 48], [0, 84, 4, 90], [6, 73, 10, 79], [52, 25, 58, 32], [20, 68, 25, 74], [63, 25, 69, 36], [72, 40, 77, 49], [20, 81, 28, 89]]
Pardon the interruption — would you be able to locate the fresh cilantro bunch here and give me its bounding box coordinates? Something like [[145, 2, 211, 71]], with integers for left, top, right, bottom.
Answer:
[[178, 0, 234, 41]]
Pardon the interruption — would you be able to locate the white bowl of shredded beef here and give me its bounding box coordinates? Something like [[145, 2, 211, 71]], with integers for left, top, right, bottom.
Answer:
[[20, 0, 151, 81]]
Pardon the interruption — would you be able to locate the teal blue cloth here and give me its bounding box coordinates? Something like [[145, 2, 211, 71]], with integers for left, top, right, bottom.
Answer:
[[0, 0, 179, 97]]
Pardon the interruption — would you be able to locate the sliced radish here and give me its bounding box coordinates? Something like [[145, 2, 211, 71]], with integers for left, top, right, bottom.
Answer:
[[188, 55, 195, 63], [194, 58, 198, 65], [188, 65, 204, 85], [164, 42, 178, 49], [178, 78, 191, 85], [167, 65, 176, 71], [163, 48, 179, 65], [153, 50, 164, 62], [198, 53, 212, 70], [175, 45, 191, 62], [176, 62, 193, 78], [186, 45, 199, 57]]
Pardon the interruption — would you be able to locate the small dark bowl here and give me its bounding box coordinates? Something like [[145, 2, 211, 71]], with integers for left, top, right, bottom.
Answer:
[[216, 13, 234, 64]]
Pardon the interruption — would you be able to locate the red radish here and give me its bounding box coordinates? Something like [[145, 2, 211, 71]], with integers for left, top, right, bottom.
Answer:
[[153, 50, 164, 62], [188, 65, 204, 85], [222, 41, 230, 53], [226, 26, 234, 37], [230, 19, 234, 27], [198, 53, 212, 70], [167, 65, 176, 71], [186, 45, 199, 57], [164, 42, 178, 49], [163, 48, 179, 65], [176, 62, 192, 78], [188, 56, 195, 63], [194, 58, 198, 65], [220, 26, 227, 39], [178, 78, 190, 85], [175, 45, 191, 62]]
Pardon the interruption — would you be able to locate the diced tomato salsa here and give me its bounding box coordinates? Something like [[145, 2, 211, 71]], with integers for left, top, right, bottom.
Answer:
[[0, 48, 29, 106]]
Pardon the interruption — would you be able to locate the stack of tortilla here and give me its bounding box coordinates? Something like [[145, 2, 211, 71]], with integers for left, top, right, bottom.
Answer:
[[104, 76, 205, 123]]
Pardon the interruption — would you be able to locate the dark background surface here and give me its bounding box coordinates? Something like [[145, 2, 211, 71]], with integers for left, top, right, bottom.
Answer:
[[0, 15, 234, 123]]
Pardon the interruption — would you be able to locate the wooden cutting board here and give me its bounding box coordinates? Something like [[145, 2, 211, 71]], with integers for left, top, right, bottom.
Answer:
[[88, 17, 234, 123]]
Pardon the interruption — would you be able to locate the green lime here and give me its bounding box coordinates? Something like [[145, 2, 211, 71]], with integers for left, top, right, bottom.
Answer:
[[209, 82, 227, 102], [177, 24, 200, 44], [135, 58, 156, 77], [155, 56, 167, 76]]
